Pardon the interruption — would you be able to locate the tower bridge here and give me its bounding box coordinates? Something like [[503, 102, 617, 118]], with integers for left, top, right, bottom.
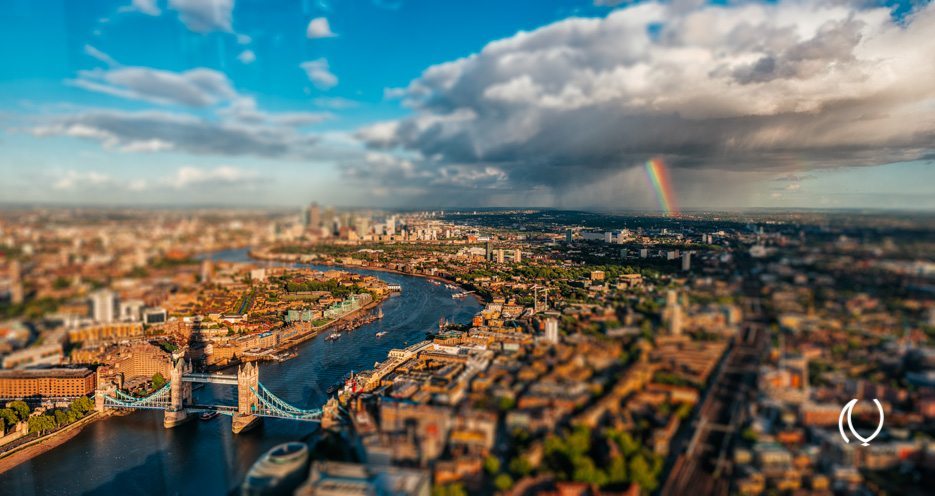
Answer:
[[95, 360, 322, 433]]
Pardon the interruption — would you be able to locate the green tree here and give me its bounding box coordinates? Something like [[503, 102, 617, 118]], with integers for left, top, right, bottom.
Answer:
[[628, 454, 658, 492], [493, 473, 514, 492], [69, 396, 94, 416], [6, 400, 30, 421], [27, 414, 55, 435], [509, 456, 532, 477], [572, 456, 607, 486], [0, 408, 19, 430], [484, 455, 501, 475], [152, 372, 167, 390], [53, 409, 69, 427], [431, 483, 467, 496], [607, 455, 628, 484]]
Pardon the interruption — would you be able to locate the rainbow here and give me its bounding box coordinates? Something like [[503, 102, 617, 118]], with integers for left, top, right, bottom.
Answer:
[[644, 158, 679, 216]]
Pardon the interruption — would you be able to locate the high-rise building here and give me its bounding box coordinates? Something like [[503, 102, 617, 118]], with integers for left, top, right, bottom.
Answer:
[[90, 289, 118, 324], [485, 241, 493, 261], [665, 290, 682, 336], [201, 258, 214, 284], [605, 232, 614, 243], [9, 260, 24, 304], [495, 249, 505, 264], [513, 249, 522, 263], [640, 248, 648, 258], [544, 318, 560, 344], [682, 252, 692, 271], [308, 202, 321, 230], [565, 229, 573, 243]]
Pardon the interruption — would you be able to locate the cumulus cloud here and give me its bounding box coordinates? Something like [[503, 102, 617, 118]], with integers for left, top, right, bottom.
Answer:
[[126, 0, 161, 16], [71, 66, 237, 107], [169, 0, 234, 33], [52, 170, 115, 190], [218, 97, 332, 127], [237, 49, 256, 64], [307, 17, 336, 38], [300, 59, 338, 89], [166, 165, 259, 188], [33, 109, 320, 158], [354, 0, 935, 207], [48, 166, 260, 193]]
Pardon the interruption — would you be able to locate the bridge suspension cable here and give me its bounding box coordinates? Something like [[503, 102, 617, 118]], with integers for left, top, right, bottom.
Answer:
[[100, 382, 173, 410], [250, 383, 322, 421]]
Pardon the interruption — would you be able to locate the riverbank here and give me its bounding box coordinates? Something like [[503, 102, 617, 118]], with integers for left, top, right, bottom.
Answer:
[[248, 247, 485, 304], [0, 411, 108, 475], [0, 250, 482, 495]]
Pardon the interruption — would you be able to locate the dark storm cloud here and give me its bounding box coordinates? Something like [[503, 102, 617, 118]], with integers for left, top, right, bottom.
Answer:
[[353, 1, 935, 205]]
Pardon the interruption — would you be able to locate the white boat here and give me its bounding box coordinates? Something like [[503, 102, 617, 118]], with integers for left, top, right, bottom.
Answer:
[[376, 331, 387, 338], [326, 332, 340, 341], [241, 442, 309, 496]]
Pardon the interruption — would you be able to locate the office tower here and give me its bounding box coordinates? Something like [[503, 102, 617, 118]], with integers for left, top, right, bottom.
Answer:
[[9, 260, 23, 304], [306, 202, 321, 231], [201, 258, 213, 284], [640, 248, 648, 258], [605, 232, 614, 243], [91, 289, 118, 324], [544, 318, 560, 344], [485, 241, 493, 261], [565, 229, 573, 243], [682, 252, 691, 271], [666, 290, 682, 336]]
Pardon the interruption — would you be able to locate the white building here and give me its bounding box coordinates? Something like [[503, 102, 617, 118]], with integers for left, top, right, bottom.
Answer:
[[90, 289, 118, 324]]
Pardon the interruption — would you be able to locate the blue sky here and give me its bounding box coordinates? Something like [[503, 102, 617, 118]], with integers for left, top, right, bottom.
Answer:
[[1, 0, 933, 210]]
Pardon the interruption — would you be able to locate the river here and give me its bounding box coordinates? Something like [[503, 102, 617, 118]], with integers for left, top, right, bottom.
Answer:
[[0, 249, 482, 495]]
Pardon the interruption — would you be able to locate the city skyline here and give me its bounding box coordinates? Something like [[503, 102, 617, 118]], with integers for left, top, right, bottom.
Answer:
[[2, 0, 935, 211]]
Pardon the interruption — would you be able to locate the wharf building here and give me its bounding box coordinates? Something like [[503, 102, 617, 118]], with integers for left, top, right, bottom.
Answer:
[[0, 367, 96, 399]]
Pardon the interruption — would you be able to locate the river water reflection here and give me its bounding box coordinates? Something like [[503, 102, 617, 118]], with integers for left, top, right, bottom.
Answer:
[[0, 249, 481, 495]]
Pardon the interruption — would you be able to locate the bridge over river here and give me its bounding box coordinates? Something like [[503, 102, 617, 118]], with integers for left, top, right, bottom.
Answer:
[[97, 360, 324, 433]]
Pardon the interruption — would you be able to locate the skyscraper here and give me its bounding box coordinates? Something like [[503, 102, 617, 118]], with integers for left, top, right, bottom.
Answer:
[[90, 289, 118, 324], [308, 203, 321, 230], [544, 318, 560, 344], [682, 252, 691, 271]]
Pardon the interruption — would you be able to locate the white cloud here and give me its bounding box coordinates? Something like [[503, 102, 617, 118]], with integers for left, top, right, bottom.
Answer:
[[71, 66, 237, 107], [313, 97, 358, 109], [218, 97, 331, 127], [128, 0, 161, 16], [354, 0, 935, 206], [237, 49, 256, 64], [52, 170, 114, 190], [169, 0, 234, 33], [84, 45, 117, 66], [32, 109, 322, 159], [300, 59, 338, 90], [306, 17, 336, 38], [167, 165, 258, 188]]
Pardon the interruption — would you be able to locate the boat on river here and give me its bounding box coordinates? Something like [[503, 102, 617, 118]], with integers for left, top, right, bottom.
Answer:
[[326, 332, 340, 341], [376, 331, 387, 338], [241, 442, 309, 496], [199, 411, 220, 421]]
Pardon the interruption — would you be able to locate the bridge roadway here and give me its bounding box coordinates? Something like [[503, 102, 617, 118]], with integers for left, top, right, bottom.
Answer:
[[181, 373, 238, 385]]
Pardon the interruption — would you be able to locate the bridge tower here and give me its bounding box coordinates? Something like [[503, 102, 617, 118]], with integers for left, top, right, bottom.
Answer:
[[164, 358, 193, 428], [233, 361, 261, 433]]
